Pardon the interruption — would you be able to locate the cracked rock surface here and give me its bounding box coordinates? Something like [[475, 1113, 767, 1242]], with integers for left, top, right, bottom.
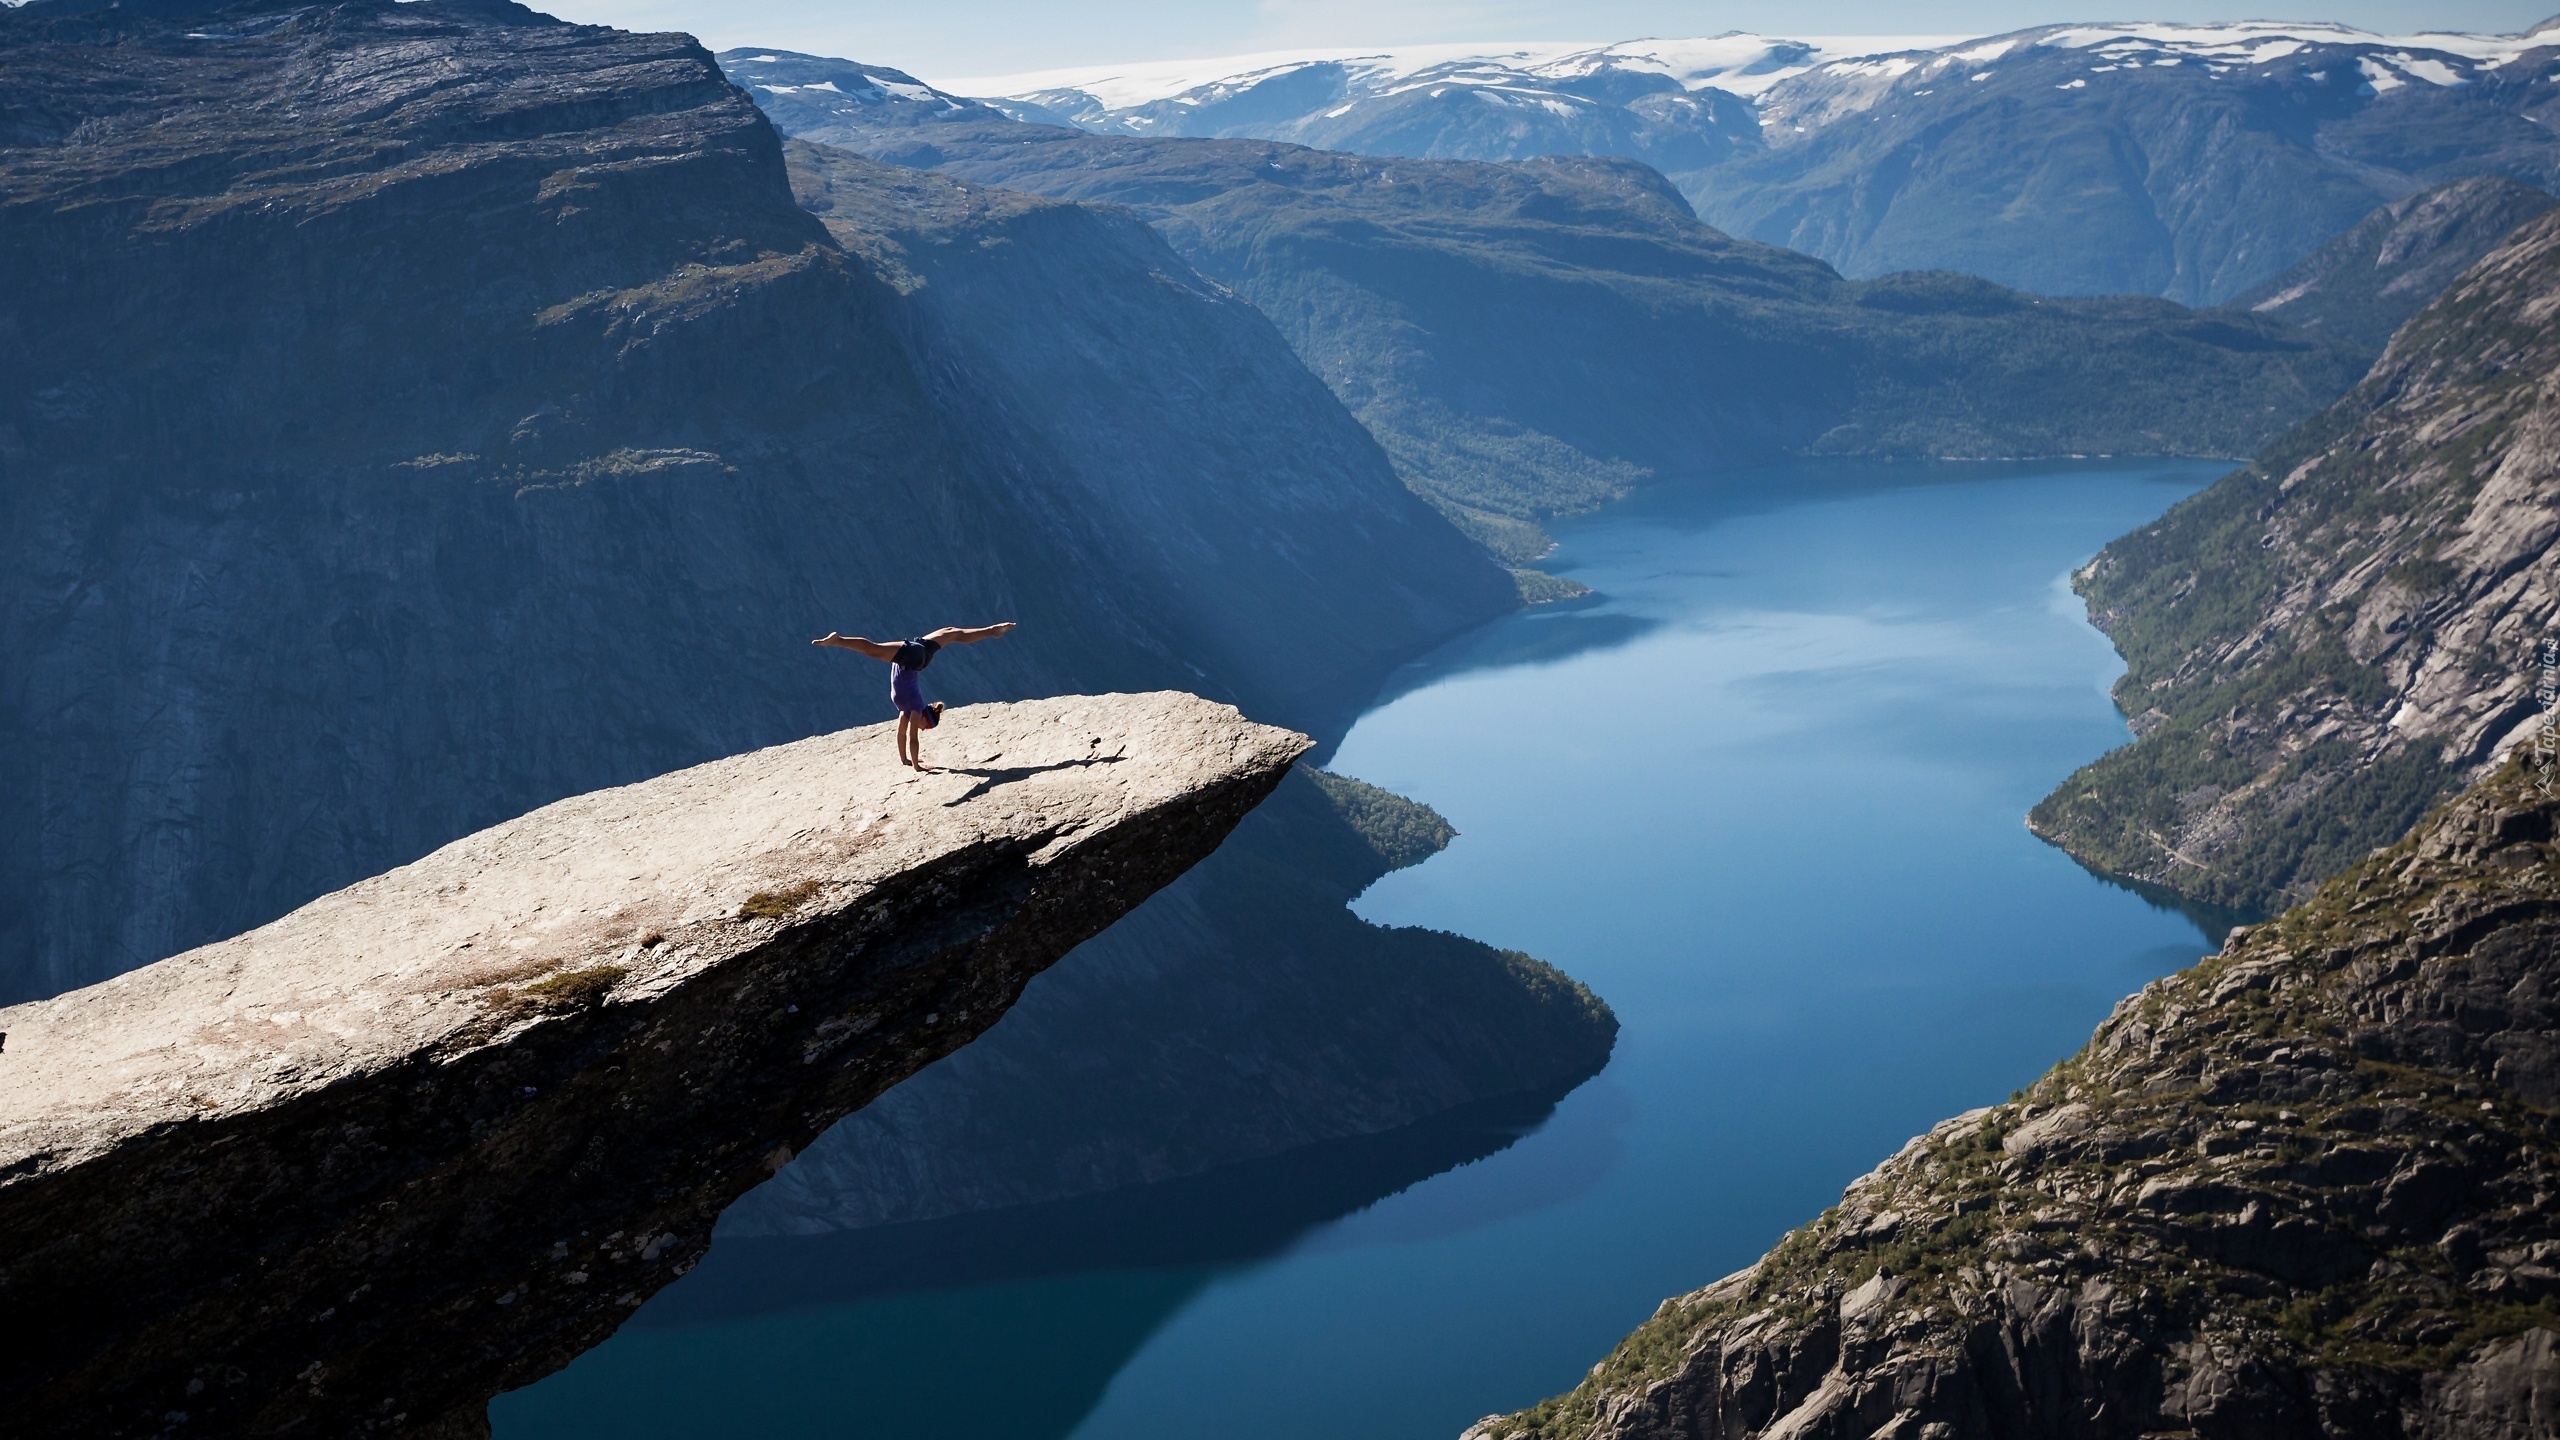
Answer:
[[1479, 755, 2559, 1440], [0, 692, 1305, 1439]]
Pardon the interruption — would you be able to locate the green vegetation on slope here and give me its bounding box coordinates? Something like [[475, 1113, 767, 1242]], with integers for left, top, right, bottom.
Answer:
[[2228, 175, 2558, 351], [1487, 755, 2560, 1440], [1304, 766, 1458, 874], [768, 109, 2367, 551], [2032, 208, 2560, 915]]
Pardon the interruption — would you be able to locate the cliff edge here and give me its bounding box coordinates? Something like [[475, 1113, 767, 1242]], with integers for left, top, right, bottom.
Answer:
[[1473, 753, 2558, 1440], [0, 692, 1307, 1439]]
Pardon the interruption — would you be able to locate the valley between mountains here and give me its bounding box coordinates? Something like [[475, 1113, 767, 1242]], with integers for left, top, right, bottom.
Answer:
[[1459, 62, 2560, 1440]]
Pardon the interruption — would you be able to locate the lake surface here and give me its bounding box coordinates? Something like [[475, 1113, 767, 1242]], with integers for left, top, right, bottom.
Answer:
[[496, 458, 2234, 1440]]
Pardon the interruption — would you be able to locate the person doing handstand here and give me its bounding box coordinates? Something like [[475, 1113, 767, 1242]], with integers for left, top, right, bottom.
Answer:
[[812, 623, 1017, 770]]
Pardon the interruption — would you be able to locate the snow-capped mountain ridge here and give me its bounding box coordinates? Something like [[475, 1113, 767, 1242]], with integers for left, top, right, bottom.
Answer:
[[939, 34, 1963, 119], [729, 15, 2560, 307], [938, 18, 2555, 124], [902, 19, 2558, 198]]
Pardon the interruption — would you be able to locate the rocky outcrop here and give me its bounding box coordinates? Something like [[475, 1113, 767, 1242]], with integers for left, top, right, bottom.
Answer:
[[2232, 176, 2560, 352], [1472, 752, 2560, 1440], [2032, 206, 2560, 914], [0, 693, 1306, 1439]]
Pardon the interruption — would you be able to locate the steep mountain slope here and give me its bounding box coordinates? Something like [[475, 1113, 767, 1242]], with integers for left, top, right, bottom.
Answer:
[[2232, 176, 2558, 350], [2030, 208, 2560, 915], [0, 0, 1510, 1001], [1476, 753, 2560, 1440], [735, 59, 2366, 558], [0, 9, 1628, 1423]]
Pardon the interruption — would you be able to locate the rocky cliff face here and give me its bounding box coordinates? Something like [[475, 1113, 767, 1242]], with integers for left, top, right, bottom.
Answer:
[[0, 8, 1616, 1404], [738, 59, 2367, 558], [2232, 176, 2560, 353], [0, 0, 1511, 1001], [2031, 207, 2560, 915], [0, 693, 1307, 1439], [1474, 751, 2560, 1440]]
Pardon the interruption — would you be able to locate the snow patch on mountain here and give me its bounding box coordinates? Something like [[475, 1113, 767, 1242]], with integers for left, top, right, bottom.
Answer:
[[937, 34, 1963, 110], [938, 17, 2552, 140]]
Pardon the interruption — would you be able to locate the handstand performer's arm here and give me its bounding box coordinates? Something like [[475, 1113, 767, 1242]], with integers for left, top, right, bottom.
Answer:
[[922, 622, 1017, 645], [812, 633, 902, 661]]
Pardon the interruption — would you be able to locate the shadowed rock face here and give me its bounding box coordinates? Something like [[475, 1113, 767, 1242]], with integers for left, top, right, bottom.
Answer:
[[0, 9, 1609, 1399], [1474, 756, 2560, 1440], [0, 693, 1308, 1440], [0, 0, 1510, 1000], [2231, 176, 2560, 353]]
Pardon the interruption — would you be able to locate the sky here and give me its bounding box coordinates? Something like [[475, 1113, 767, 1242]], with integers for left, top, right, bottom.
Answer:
[[539, 0, 2560, 84]]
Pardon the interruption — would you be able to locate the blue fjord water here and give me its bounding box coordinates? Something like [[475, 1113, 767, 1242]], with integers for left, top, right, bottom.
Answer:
[[497, 457, 2235, 1440]]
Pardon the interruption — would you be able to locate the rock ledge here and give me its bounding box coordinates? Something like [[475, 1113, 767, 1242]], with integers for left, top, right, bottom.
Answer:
[[0, 691, 1306, 1439]]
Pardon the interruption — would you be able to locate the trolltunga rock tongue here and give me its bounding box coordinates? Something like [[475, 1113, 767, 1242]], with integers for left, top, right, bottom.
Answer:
[[0, 691, 1307, 1440]]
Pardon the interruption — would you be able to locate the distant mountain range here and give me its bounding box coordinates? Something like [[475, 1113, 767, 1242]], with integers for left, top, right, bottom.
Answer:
[[724, 48, 2371, 554], [852, 19, 2560, 305]]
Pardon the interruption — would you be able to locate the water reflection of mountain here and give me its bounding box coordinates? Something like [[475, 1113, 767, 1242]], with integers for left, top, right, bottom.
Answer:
[[493, 1084, 1581, 1440], [2076, 863, 2257, 947], [655, 1082, 1577, 1322]]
